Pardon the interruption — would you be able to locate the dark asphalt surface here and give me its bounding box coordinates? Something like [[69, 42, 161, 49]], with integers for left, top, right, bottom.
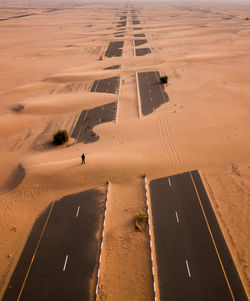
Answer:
[[0, 13, 36, 21], [137, 71, 169, 116], [114, 31, 124, 35], [73, 64, 120, 144], [132, 15, 168, 115], [149, 171, 248, 301], [90, 64, 120, 95], [132, 20, 140, 25], [117, 20, 126, 28], [135, 47, 151, 56], [3, 189, 106, 301], [105, 41, 124, 58], [90, 77, 120, 94], [134, 33, 146, 37], [71, 102, 117, 143], [134, 39, 147, 47], [72, 18, 125, 144], [133, 32, 146, 47], [104, 65, 120, 70]]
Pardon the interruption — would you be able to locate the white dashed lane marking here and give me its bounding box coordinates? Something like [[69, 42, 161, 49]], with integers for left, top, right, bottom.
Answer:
[[186, 260, 191, 278], [175, 211, 179, 223], [76, 206, 80, 218], [63, 255, 69, 272]]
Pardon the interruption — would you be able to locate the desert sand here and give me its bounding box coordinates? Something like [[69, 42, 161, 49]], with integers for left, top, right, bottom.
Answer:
[[0, 0, 249, 299]]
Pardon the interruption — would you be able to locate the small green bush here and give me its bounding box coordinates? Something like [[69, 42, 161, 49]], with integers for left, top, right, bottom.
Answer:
[[53, 130, 69, 145], [160, 75, 168, 84], [135, 211, 148, 231]]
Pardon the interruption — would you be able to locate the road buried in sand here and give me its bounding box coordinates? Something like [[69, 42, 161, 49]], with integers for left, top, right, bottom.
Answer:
[[71, 30, 125, 143]]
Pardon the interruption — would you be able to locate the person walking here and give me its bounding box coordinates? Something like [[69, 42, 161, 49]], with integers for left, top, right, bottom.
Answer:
[[81, 153, 85, 164]]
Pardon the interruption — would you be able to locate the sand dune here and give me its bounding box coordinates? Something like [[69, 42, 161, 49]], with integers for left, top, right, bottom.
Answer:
[[14, 92, 117, 115], [0, 1, 249, 299], [44, 69, 121, 83]]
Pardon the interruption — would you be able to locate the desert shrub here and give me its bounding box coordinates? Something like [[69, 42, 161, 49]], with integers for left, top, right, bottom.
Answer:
[[160, 75, 168, 84], [53, 130, 69, 145], [135, 211, 148, 231]]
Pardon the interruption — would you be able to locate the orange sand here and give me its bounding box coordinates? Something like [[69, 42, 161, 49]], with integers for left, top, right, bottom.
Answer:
[[0, 1, 249, 299]]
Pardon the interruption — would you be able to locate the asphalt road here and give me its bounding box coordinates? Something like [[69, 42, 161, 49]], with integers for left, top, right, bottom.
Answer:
[[117, 20, 126, 28], [72, 64, 120, 144], [3, 189, 106, 301], [72, 18, 125, 144], [135, 47, 151, 56], [105, 41, 124, 58], [134, 33, 146, 38], [149, 171, 248, 301], [90, 65, 120, 94], [133, 33, 151, 56], [71, 102, 117, 143], [132, 19, 140, 25], [134, 38, 147, 47], [137, 71, 169, 115]]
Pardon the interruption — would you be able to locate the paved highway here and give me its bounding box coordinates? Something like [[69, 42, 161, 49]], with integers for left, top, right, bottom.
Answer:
[[132, 19, 140, 25], [72, 21, 125, 144], [3, 11, 126, 301], [71, 102, 117, 143], [132, 16, 166, 115], [105, 41, 124, 58], [134, 36, 147, 47], [135, 47, 151, 56], [3, 189, 106, 301], [132, 17, 151, 55], [90, 65, 120, 94], [149, 171, 248, 301], [137, 71, 169, 116]]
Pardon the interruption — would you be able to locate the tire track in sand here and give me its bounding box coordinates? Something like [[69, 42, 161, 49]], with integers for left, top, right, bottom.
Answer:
[[157, 112, 173, 169], [157, 111, 182, 170], [163, 113, 182, 168]]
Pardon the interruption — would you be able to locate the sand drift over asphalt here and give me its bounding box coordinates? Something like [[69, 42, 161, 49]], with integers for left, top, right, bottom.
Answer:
[[13, 92, 117, 115], [0, 1, 249, 300], [44, 69, 121, 83]]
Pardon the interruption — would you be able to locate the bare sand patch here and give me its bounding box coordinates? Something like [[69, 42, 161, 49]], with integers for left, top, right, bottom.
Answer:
[[0, 1, 249, 299]]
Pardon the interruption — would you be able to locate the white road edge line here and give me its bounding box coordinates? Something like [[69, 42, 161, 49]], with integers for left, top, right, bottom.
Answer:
[[135, 72, 142, 119], [168, 178, 171, 187], [186, 260, 191, 278], [175, 211, 179, 223], [95, 181, 110, 297], [115, 65, 122, 124], [76, 206, 80, 218], [132, 30, 142, 120], [144, 176, 157, 301], [63, 255, 68, 271]]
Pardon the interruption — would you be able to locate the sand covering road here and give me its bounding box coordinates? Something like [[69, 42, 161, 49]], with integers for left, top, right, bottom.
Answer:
[[0, 1, 249, 299]]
